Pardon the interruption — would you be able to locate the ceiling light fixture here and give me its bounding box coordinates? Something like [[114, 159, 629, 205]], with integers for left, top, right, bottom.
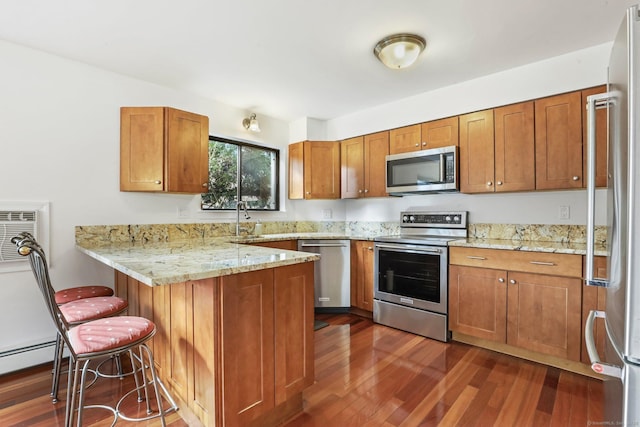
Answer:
[[373, 33, 426, 69], [242, 113, 261, 132]]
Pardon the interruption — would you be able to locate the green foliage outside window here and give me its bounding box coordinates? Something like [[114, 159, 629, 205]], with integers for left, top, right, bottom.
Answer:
[[201, 137, 279, 210]]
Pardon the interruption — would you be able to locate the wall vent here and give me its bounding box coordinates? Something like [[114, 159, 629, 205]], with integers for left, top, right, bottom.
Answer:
[[0, 202, 49, 273], [0, 211, 37, 263]]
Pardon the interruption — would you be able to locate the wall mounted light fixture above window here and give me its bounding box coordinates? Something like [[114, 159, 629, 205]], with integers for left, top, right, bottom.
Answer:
[[242, 113, 261, 132], [373, 33, 426, 69]]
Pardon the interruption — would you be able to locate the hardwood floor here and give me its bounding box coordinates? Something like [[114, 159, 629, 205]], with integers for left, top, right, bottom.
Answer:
[[0, 314, 603, 426]]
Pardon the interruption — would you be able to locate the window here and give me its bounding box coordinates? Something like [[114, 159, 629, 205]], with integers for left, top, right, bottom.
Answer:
[[201, 136, 280, 211]]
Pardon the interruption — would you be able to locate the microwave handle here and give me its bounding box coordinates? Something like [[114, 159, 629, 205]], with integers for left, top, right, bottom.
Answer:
[[439, 154, 445, 183]]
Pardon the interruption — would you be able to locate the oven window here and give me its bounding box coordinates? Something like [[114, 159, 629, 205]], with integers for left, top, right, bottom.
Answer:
[[377, 249, 441, 302]]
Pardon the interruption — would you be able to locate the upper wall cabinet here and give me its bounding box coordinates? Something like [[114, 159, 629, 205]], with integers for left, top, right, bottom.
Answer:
[[421, 116, 459, 149], [120, 107, 209, 193], [288, 141, 340, 199], [582, 85, 608, 188], [534, 92, 584, 190], [341, 131, 389, 199], [389, 124, 421, 154], [459, 109, 495, 193]]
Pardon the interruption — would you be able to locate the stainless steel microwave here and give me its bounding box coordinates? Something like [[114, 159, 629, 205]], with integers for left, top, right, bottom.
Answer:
[[385, 145, 458, 195]]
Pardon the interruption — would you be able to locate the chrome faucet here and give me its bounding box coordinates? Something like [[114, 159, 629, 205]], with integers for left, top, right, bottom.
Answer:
[[236, 201, 251, 236]]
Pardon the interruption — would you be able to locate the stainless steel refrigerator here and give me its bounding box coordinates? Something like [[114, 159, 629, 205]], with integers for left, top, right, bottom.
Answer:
[[585, 4, 640, 425]]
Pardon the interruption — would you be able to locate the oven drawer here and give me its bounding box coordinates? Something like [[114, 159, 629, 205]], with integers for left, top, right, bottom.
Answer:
[[449, 247, 582, 278]]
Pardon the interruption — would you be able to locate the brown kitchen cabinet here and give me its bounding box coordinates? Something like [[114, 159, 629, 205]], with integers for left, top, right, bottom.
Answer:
[[252, 240, 298, 251], [389, 124, 421, 154], [459, 103, 535, 194], [449, 247, 583, 362], [535, 91, 584, 190], [582, 255, 608, 364], [350, 240, 375, 312], [582, 85, 608, 188], [288, 141, 340, 199], [459, 109, 495, 193], [341, 131, 389, 199], [421, 116, 459, 149], [120, 106, 209, 193], [115, 262, 314, 427]]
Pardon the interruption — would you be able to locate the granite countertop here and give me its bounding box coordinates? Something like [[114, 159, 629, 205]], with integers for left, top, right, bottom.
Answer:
[[449, 238, 608, 257], [76, 238, 321, 286]]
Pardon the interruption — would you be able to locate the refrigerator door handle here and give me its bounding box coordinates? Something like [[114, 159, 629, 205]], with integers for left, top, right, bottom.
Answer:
[[585, 92, 613, 287], [585, 310, 623, 378]]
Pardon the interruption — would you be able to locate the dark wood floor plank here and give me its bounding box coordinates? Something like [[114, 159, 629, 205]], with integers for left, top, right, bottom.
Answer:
[[0, 314, 605, 427]]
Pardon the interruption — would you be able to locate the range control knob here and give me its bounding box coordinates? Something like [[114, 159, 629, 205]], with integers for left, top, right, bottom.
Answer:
[[409, 216, 415, 222], [454, 216, 460, 222], [445, 216, 452, 222], [402, 215, 409, 222]]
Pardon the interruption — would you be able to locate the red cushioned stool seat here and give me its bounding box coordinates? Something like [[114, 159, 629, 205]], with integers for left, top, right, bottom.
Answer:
[[60, 296, 128, 324], [68, 316, 155, 356], [55, 285, 114, 304]]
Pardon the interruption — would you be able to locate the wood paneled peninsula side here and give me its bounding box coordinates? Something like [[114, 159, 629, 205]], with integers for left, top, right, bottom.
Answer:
[[75, 238, 319, 427]]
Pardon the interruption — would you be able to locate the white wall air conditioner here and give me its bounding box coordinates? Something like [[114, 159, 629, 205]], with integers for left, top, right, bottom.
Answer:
[[0, 202, 49, 273]]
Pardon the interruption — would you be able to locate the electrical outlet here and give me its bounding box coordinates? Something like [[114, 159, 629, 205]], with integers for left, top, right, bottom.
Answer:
[[322, 209, 332, 219], [559, 205, 570, 219], [177, 207, 190, 218]]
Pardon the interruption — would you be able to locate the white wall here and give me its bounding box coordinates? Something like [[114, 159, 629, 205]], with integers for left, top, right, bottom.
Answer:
[[0, 40, 292, 373], [325, 43, 612, 224]]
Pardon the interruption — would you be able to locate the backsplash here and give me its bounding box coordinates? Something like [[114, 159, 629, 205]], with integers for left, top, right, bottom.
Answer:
[[75, 221, 606, 247]]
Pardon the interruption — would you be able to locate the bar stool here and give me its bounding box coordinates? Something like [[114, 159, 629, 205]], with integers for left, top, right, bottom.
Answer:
[[12, 232, 127, 402], [14, 235, 177, 427]]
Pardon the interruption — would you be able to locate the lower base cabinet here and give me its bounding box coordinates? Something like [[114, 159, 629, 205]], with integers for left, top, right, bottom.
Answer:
[[115, 262, 314, 427], [350, 240, 374, 312], [449, 247, 583, 362]]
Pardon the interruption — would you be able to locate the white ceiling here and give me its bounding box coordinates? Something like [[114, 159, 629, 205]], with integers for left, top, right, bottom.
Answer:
[[0, 0, 636, 122]]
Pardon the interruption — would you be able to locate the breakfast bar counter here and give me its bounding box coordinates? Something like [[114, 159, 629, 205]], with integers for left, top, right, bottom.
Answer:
[[76, 238, 319, 427]]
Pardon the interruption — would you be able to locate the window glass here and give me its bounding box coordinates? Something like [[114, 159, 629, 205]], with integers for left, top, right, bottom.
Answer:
[[202, 137, 279, 211]]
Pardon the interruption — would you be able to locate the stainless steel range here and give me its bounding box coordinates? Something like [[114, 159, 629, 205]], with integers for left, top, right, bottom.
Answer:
[[373, 211, 468, 342]]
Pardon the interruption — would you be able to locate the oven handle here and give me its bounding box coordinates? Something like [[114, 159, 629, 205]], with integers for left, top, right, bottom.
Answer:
[[375, 243, 442, 254]]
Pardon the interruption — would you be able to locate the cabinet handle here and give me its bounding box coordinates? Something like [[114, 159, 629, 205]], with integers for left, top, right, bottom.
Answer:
[[466, 256, 487, 260], [486, 181, 493, 186], [414, 143, 419, 147], [530, 261, 556, 266], [306, 191, 311, 194], [358, 189, 363, 193], [154, 180, 162, 184], [367, 246, 373, 251], [422, 142, 427, 146], [202, 183, 208, 187], [364, 189, 369, 193], [497, 181, 503, 186], [510, 279, 517, 284], [498, 278, 505, 283], [572, 176, 580, 181]]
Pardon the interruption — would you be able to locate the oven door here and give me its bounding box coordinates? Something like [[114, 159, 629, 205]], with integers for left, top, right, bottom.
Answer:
[[374, 241, 448, 314]]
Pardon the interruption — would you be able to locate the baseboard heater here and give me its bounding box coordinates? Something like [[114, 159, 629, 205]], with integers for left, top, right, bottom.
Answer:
[[0, 340, 55, 359]]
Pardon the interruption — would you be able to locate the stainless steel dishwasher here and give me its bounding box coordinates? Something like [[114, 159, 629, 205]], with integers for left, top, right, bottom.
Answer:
[[297, 239, 350, 312]]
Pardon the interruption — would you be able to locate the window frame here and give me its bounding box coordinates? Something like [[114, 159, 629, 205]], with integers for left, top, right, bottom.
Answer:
[[201, 136, 280, 211]]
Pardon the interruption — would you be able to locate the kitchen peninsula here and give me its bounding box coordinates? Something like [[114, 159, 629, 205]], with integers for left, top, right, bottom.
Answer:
[[76, 237, 320, 427]]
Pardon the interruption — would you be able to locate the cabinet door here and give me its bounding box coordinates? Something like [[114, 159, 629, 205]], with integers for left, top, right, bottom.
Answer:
[[535, 91, 583, 189], [341, 136, 364, 199], [303, 141, 341, 199], [582, 85, 608, 188], [389, 124, 421, 154], [421, 116, 459, 149], [252, 240, 298, 251], [120, 107, 165, 191], [222, 269, 275, 426], [449, 265, 507, 342], [582, 256, 608, 364], [494, 101, 535, 192], [288, 142, 304, 199], [507, 271, 582, 361], [363, 131, 389, 197], [274, 263, 314, 405], [165, 108, 210, 193], [459, 109, 495, 193], [351, 241, 375, 312]]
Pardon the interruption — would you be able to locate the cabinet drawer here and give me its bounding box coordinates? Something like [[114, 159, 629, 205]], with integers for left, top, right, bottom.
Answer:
[[449, 247, 582, 277]]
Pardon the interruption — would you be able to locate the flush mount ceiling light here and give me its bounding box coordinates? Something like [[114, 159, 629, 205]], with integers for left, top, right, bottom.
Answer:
[[242, 113, 261, 132], [373, 33, 426, 69]]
